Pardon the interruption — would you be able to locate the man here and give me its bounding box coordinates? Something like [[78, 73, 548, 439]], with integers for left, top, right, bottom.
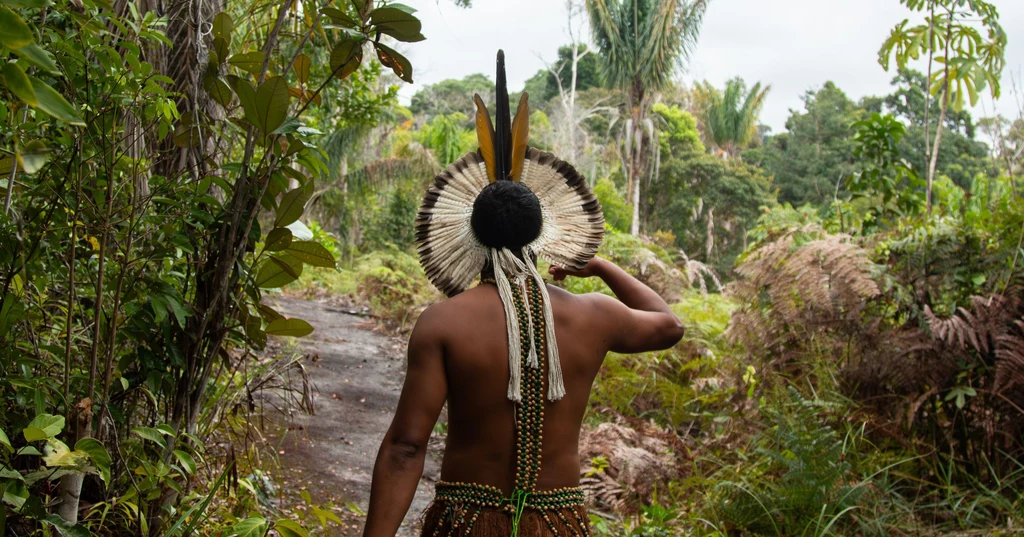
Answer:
[[363, 52, 684, 537]]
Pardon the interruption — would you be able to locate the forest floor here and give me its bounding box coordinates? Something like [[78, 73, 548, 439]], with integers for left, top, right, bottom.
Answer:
[[260, 296, 441, 537]]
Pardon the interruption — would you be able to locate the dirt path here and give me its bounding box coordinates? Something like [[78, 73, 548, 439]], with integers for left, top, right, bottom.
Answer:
[[265, 296, 440, 536]]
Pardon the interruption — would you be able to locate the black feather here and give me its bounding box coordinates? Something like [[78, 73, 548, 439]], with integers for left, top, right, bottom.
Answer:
[[495, 50, 512, 180]]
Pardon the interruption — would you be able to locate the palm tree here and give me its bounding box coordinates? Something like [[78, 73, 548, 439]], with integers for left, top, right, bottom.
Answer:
[[693, 77, 770, 158], [586, 0, 709, 235]]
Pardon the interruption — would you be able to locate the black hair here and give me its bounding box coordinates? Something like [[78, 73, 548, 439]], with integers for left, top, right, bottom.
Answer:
[[470, 181, 543, 250]]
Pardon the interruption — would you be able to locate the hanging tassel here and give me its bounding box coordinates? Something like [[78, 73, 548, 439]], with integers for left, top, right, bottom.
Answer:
[[493, 247, 523, 402], [523, 247, 566, 400]]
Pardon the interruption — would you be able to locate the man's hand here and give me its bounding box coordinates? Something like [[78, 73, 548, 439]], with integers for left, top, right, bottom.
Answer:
[[548, 256, 607, 281]]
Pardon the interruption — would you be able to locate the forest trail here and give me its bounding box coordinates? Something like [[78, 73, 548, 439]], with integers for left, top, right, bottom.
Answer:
[[264, 296, 440, 537]]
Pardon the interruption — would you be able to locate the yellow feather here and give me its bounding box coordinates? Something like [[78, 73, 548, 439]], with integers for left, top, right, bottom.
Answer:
[[509, 92, 530, 182], [473, 94, 497, 183]]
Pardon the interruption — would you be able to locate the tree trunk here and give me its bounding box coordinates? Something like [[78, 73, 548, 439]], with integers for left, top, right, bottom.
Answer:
[[927, 17, 953, 215], [923, 2, 935, 188], [631, 169, 641, 235], [705, 206, 715, 260], [627, 83, 645, 235], [927, 89, 950, 211]]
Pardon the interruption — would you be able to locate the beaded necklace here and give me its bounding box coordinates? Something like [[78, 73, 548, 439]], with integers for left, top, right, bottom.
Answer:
[[431, 276, 589, 537]]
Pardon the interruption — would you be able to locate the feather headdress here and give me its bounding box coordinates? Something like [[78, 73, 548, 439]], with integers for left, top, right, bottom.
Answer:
[[415, 51, 604, 401]]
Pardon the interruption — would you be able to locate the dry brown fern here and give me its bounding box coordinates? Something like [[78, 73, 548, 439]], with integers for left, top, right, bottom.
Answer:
[[727, 229, 880, 365]]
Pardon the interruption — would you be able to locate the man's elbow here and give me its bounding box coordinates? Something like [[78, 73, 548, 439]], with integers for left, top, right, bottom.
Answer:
[[386, 436, 426, 467], [658, 315, 685, 348]]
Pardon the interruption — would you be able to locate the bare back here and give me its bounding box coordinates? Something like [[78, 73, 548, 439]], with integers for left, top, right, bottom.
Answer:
[[430, 283, 607, 494], [362, 258, 683, 537]]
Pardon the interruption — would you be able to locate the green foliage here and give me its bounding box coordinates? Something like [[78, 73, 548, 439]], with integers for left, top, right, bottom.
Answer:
[[0, 0, 426, 532], [846, 112, 925, 224], [693, 77, 770, 157], [363, 186, 419, 252], [418, 112, 475, 166], [646, 154, 776, 273], [710, 388, 867, 536], [883, 70, 994, 190], [879, 0, 1006, 112], [652, 103, 704, 156], [745, 81, 863, 207], [354, 248, 432, 327], [594, 178, 631, 233]]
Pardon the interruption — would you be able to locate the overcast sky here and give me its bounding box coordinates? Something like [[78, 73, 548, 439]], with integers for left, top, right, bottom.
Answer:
[[398, 0, 1023, 133]]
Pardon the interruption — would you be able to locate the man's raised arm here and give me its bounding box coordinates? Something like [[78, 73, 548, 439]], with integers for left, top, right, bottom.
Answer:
[[550, 256, 684, 353], [363, 306, 447, 537]]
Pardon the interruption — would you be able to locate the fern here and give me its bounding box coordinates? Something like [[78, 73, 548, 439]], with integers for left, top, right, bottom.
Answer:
[[728, 228, 880, 367]]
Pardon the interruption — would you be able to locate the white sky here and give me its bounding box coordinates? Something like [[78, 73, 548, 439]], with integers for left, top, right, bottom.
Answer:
[[399, 0, 1024, 133]]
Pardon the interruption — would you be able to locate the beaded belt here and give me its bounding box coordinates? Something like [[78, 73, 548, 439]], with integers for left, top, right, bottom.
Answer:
[[430, 482, 588, 536], [430, 277, 589, 537]]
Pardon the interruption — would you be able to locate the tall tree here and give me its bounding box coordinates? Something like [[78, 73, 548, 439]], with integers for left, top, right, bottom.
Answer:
[[693, 77, 770, 158], [884, 70, 992, 190], [879, 0, 1006, 213], [586, 0, 709, 235], [745, 82, 862, 207]]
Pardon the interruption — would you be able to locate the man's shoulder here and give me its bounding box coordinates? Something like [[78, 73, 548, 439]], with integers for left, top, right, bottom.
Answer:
[[416, 286, 496, 324]]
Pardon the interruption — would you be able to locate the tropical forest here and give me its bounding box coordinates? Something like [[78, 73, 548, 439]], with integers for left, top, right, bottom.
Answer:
[[0, 0, 1023, 535]]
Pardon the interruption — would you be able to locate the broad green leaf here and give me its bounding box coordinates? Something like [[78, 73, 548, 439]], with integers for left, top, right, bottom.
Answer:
[[212, 36, 230, 64], [18, 140, 50, 173], [257, 304, 285, 322], [229, 76, 259, 126], [75, 438, 111, 484], [0, 293, 25, 341], [212, 12, 232, 42], [274, 518, 310, 537], [14, 43, 58, 74], [387, 3, 417, 14], [286, 240, 335, 268], [131, 426, 167, 448], [0, 427, 10, 451], [227, 517, 268, 537], [329, 39, 363, 80], [228, 51, 265, 75], [41, 514, 92, 537], [373, 42, 413, 83], [321, 7, 358, 27], [310, 505, 343, 526], [0, 7, 33, 49], [42, 439, 89, 468], [1, 63, 36, 106], [370, 7, 424, 42], [172, 449, 197, 475], [203, 74, 233, 107], [294, 53, 311, 84], [0, 467, 23, 481], [265, 227, 293, 251], [254, 254, 303, 288], [3, 480, 28, 509], [255, 76, 289, 134], [23, 414, 64, 441], [265, 318, 314, 337], [271, 116, 301, 135], [275, 184, 312, 227], [30, 77, 85, 125]]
